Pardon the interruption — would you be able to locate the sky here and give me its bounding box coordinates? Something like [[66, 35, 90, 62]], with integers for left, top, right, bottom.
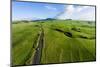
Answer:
[[12, 1, 95, 21]]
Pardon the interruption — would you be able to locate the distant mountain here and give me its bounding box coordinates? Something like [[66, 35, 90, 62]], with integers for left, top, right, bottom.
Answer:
[[13, 17, 57, 22], [45, 18, 56, 20]]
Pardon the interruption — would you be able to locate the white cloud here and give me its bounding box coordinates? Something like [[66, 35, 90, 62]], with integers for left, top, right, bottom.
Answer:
[[56, 5, 74, 19], [56, 5, 95, 21], [76, 6, 89, 12], [45, 5, 57, 11], [66, 5, 74, 14], [79, 9, 95, 21]]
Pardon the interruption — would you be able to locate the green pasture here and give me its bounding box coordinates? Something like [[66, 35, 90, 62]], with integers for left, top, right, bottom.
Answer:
[[12, 20, 96, 66]]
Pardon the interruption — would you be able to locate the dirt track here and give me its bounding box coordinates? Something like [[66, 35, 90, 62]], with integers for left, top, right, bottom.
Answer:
[[32, 24, 44, 64]]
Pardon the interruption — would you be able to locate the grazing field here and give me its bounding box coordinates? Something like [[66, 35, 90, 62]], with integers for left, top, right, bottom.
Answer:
[[12, 20, 96, 66]]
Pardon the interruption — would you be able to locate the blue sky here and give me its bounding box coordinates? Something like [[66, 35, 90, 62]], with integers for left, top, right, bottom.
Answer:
[[12, 1, 64, 20], [12, 1, 95, 21]]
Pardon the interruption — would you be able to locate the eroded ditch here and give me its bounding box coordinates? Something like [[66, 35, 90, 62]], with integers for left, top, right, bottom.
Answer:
[[53, 28, 95, 39]]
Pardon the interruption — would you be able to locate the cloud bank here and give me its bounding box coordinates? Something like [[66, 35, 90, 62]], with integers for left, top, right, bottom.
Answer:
[[57, 5, 95, 21]]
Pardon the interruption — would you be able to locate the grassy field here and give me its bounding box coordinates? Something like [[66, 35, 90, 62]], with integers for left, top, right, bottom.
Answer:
[[12, 22, 41, 65], [12, 20, 96, 66]]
